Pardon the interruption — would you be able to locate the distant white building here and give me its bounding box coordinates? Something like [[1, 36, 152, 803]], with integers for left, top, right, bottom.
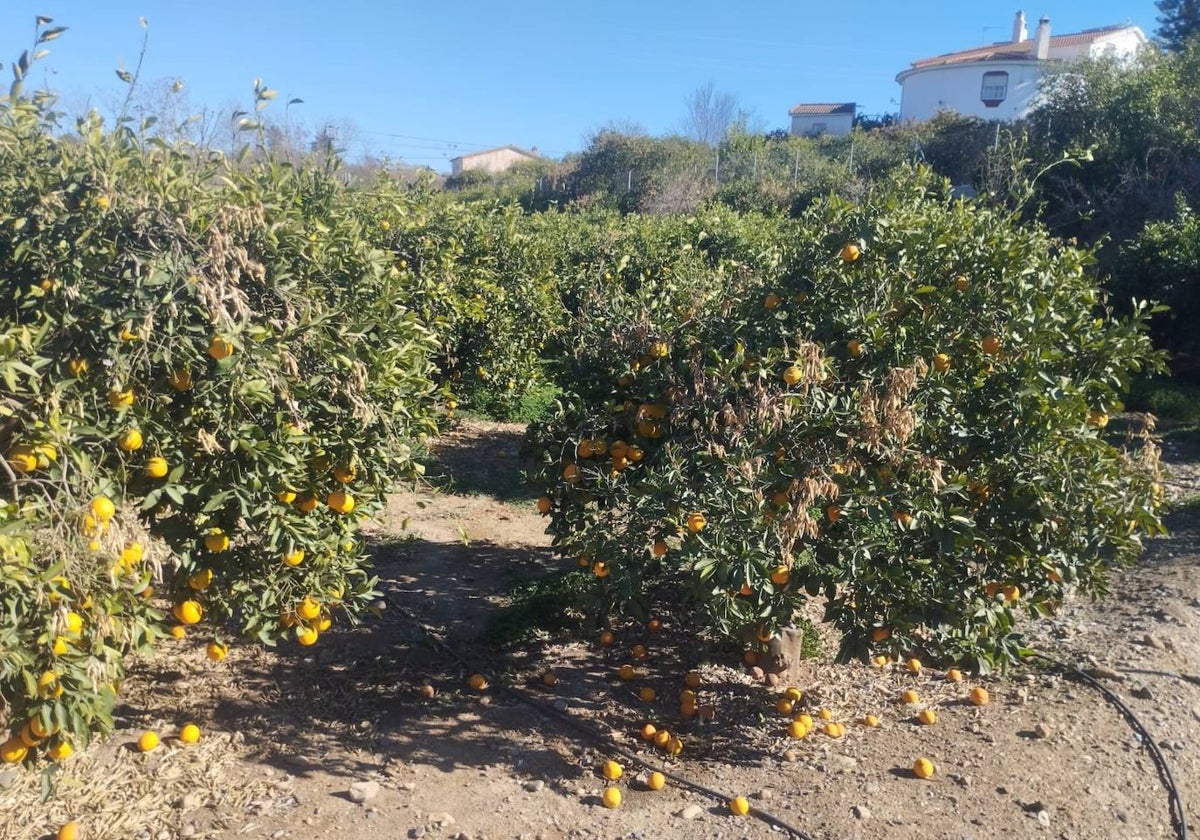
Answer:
[[450, 145, 539, 176], [896, 11, 1147, 122], [788, 103, 856, 137]]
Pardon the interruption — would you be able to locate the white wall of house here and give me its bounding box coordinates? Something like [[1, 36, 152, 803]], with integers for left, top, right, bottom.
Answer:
[[897, 26, 1147, 123], [898, 60, 1044, 122], [789, 113, 854, 137], [450, 147, 536, 176]]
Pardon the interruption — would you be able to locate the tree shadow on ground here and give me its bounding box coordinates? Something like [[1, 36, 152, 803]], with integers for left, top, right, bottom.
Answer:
[[423, 421, 540, 502]]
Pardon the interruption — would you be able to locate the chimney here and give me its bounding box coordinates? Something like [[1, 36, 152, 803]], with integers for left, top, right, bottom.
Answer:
[[1012, 10, 1027, 43], [1034, 17, 1051, 59]]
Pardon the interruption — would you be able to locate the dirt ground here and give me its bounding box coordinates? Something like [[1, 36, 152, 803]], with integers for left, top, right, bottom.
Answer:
[[2, 419, 1198, 840]]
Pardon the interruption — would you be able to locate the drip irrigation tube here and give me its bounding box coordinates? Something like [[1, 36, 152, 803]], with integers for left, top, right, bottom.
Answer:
[[391, 603, 1189, 840], [1034, 653, 1188, 840]]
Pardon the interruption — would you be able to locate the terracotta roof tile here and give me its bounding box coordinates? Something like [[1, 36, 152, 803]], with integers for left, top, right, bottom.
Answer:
[[909, 24, 1135, 69], [788, 103, 856, 116]]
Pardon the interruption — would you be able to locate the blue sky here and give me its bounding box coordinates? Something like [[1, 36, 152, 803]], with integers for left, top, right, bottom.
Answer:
[[2, 1, 1164, 170]]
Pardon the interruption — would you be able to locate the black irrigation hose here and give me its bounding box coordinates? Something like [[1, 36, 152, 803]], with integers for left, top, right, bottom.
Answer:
[[1034, 652, 1188, 840], [393, 602, 1189, 840], [393, 604, 816, 840]]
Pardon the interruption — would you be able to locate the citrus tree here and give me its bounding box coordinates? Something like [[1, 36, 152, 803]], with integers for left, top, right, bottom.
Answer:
[[530, 167, 1165, 672], [0, 92, 440, 760]]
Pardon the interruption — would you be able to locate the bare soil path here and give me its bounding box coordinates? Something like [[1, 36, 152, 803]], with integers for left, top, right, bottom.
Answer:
[[2, 420, 1198, 840]]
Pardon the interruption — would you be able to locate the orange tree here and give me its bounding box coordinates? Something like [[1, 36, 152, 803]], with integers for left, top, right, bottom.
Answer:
[[356, 189, 565, 418], [529, 167, 1165, 672], [0, 95, 440, 758]]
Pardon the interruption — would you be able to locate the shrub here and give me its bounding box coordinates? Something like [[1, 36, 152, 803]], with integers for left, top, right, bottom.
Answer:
[[1112, 202, 1200, 361], [529, 167, 1165, 673], [0, 99, 439, 755]]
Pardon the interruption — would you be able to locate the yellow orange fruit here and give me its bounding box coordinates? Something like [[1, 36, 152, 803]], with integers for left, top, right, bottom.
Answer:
[[467, 673, 489, 691], [933, 353, 951, 372], [296, 626, 319, 646], [333, 465, 356, 484], [848, 339, 863, 358], [283, 549, 305, 567], [601, 787, 622, 809], [189, 568, 214, 591], [179, 723, 201, 744], [67, 358, 88, 377], [784, 687, 802, 702], [601, 760, 623, 780], [169, 625, 187, 639], [117, 429, 143, 452], [970, 687, 990, 706], [91, 496, 116, 521], [982, 335, 1001, 354], [1002, 584, 1020, 603], [729, 796, 750, 816], [1, 738, 27, 764], [686, 512, 706, 532], [840, 243, 861, 263], [782, 365, 802, 386], [640, 723, 657, 741], [651, 540, 668, 557], [137, 731, 160, 752], [863, 714, 880, 728], [906, 658, 922, 674], [205, 642, 227, 662], [945, 668, 963, 682], [917, 708, 937, 725], [47, 741, 74, 761], [770, 565, 790, 586], [297, 597, 321, 621], [169, 368, 193, 391], [684, 671, 702, 689], [638, 687, 656, 702], [57, 822, 80, 840], [665, 736, 683, 756], [204, 530, 230, 552], [145, 457, 169, 478], [107, 388, 135, 408], [1087, 410, 1109, 428], [599, 630, 615, 646], [541, 671, 558, 687], [646, 771, 666, 790], [653, 730, 671, 748], [37, 671, 63, 699], [207, 336, 234, 360], [327, 490, 355, 514], [297, 494, 319, 513], [28, 717, 56, 740], [871, 627, 891, 643], [764, 293, 781, 310], [787, 720, 808, 738], [173, 601, 203, 625], [617, 664, 636, 681], [913, 757, 935, 779], [900, 689, 920, 705]]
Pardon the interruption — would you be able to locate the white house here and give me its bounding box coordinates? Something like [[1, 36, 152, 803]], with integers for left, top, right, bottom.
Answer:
[[896, 11, 1147, 122], [450, 145, 539, 176], [788, 103, 856, 137]]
